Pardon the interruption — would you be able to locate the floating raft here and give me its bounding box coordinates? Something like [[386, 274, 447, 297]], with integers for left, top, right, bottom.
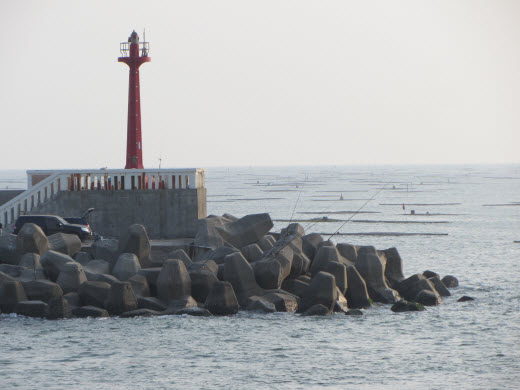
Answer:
[[352, 219, 449, 224], [273, 219, 449, 224], [380, 203, 461, 206], [312, 199, 371, 202], [482, 203, 520, 207], [207, 194, 242, 197], [208, 197, 285, 203], [319, 232, 449, 237], [316, 190, 367, 193], [298, 210, 381, 215], [261, 189, 299, 192], [398, 213, 467, 216]]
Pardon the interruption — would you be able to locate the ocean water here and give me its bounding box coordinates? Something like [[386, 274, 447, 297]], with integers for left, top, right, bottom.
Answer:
[[1, 165, 519, 389]]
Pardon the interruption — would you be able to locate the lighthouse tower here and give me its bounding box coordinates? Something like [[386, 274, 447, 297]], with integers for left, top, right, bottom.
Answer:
[[0, 31, 206, 241], [118, 31, 151, 169]]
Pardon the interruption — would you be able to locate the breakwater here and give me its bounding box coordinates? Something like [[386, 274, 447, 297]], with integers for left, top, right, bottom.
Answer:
[[0, 212, 466, 319]]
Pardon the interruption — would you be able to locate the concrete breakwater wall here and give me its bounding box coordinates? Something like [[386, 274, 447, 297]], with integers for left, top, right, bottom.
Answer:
[[0, 213, 468, 319], [28, 188, 207, 239]]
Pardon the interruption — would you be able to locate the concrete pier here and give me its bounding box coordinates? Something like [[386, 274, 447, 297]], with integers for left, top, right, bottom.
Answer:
[[0, 168, 207, 239], [29, 188, 206, 239]]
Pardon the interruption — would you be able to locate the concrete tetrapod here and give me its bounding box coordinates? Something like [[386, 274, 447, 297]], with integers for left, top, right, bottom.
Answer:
[[428, 276, 451, 297], [309, 246, 343, 277], [79, 281, 111, 308], [63, 292, 80, 309], [281, 279, 309, 299], [383, 247, 405, 288], [223, 252, 263, 305], [47, 233, 81, 257], [240, 243, 264, 263], [244, 295, 276, 313], [301, 233, 324, 261], [204, 281, 239, 315], [200, 246, 238, 265], [394, 274, 439, 301], [47, 297, 72, 319], [128, 274, 150, 297], [138, 268, 161, 296], [112, 253, 141, 281], [74, 252, 92, 266], [263, 292, 299, 312], [118, 224, 152, 269], [0, 234, 18, 265], [18, 253, 46, 280], [336, 243, 357, 264], [441, 275, 459, 288], [280, 223, 305, 239], [90, 239, 119, 270], [257, 235, 275, 251], [16, 223, 49, 257], [188, 260, 219, 277], [301, 304, 331, 316], [391, 300, 425, 312], [0, 264, 26, 278], [345, 265, 372, 309], [325, 261, 347, 296], [83, 260, 110, 277], [299, 271, 338, 313], [73, 306, 109, 318], [290, 252, 310, 279], [15, 300, 48, 318], [193, 216, 228, 251], [253, 258, 283, 290], [216, 213, 274, 249], [168, 249, 192, 269], [40, 251, 75, 282], [355, 252, 400, 304], [189, 269, 218, 303], [22, 280, 63, 303], [414, 289, 442, 306], [137, 297, 167, 312], [56, 262, 87, 294], [105, 281, 138, 315], [156, 259, 191, 304], [0, 281, 27, 313]]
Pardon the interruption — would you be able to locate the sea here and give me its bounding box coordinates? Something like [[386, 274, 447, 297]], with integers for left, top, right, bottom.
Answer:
[[0, 164, 519, 389]]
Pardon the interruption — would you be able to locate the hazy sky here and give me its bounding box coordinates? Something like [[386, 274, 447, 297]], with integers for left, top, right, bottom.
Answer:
[[1, 0, 519, 169]]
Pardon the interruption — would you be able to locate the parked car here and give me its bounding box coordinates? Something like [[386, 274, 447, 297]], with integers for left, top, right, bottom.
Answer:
[[13, 215, 93, 241]]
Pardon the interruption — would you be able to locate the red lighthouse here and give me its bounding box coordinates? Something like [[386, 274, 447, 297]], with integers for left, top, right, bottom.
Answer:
[[119, 31, 150, 169]]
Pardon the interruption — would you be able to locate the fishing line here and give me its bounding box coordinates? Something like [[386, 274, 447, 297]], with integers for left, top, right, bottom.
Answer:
[[325, 182, 388, 241], [288, 176, 306, 224], [266, 179, 391, 258]]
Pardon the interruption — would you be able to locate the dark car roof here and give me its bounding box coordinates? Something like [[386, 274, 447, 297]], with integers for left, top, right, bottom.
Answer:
[[17, 215, 72, 226], [18, 215, 64, 219]]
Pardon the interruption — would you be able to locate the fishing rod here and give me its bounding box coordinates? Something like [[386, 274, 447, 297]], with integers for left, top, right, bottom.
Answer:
[[326, 183, 388, 240], [288, 176, 306, 224], [265, 180, 391, 259]]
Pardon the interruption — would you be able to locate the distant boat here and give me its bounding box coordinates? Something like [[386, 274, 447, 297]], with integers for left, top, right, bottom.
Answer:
[[340, 193, 344, 200]]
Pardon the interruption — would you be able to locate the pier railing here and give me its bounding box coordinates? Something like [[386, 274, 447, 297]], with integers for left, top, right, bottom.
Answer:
[[0, 168, 205, 226]]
